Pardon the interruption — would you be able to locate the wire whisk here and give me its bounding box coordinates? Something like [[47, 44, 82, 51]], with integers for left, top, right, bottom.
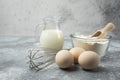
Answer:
[[27, 47, 56, 71]]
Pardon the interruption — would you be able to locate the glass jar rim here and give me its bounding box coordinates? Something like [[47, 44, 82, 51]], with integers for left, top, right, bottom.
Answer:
[[70, 33, 112, 42]]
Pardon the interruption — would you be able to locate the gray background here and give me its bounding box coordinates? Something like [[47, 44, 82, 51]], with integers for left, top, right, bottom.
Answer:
[[0, 0, 120, 38]]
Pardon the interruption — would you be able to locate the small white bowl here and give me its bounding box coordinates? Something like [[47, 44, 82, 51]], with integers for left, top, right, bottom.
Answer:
[[70, 33, 111, 57]]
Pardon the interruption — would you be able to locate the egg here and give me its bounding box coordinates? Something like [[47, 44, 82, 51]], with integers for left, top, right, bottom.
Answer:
[[78, 51, 100, 70], [55, 50, 74, 69], [70, 47, 85, 63]]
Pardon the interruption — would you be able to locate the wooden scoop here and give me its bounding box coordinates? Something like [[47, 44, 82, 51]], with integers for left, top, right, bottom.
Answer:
[[91, 23, 115, 38]]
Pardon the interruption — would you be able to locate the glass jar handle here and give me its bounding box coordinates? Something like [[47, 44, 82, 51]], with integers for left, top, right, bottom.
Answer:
[[34, 21, 45, 46]]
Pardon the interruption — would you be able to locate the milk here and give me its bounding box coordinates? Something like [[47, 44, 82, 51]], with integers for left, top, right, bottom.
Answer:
[[40, 29, 64, 52]]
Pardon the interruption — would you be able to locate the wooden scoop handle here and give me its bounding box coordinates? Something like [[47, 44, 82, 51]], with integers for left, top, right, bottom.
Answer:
[[91, 22, 115, 38], [102, 23, 115, 32]]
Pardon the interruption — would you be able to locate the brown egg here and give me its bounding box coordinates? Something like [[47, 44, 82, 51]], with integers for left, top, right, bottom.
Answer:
[[55, 50, 74, 69], [70, 47, 85, 63], [78, 51, 100, 70]]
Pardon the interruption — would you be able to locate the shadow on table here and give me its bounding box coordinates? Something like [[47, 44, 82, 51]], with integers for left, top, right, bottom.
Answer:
[[60, 65, 108, 73], [60, 65, 80, 72], [83, 66, 108, 73]]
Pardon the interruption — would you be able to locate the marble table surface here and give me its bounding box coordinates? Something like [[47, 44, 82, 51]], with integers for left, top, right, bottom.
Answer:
[[0, 36, 120, 80]]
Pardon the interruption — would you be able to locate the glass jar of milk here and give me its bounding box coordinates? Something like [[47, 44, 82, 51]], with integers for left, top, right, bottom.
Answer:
[[40, 17, 64, 52]]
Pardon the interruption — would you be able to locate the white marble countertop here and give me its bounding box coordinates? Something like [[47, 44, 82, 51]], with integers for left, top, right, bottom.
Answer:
[[0, 36, 120, 80]]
